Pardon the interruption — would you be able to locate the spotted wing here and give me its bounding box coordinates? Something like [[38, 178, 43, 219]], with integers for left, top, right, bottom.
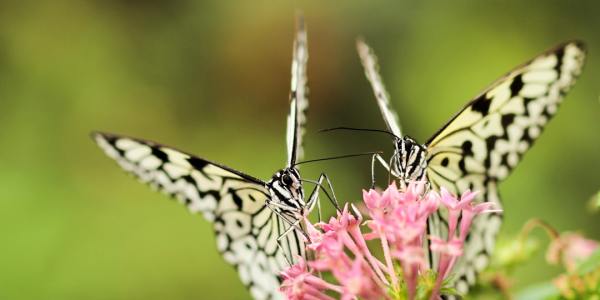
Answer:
[[93, 132, 304, 300], [357, 39, 403, 137], [425, 41, 586, 294], [286, 16, 309, 166]]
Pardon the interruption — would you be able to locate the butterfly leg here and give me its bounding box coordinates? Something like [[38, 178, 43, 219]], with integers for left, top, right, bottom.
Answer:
[[266, 204, 311, 242], [277, 216, 311, 267], [275, 217, 314, 268], [388, 152, 402, 184], [371, 153, 388, 189], [371, 153, 400, 188], [276, 241, 294, 267], [302, 173, 340, 213], [278, 218, 304, 241], [306, 175, 323, 222], [320, 173, 340, 212]]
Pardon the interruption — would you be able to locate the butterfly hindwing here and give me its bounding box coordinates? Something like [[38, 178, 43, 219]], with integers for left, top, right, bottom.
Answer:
[[425, 41, 586, 294], [93, 132, 302, 300]]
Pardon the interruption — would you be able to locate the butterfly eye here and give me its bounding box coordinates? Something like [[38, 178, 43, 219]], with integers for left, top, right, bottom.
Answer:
[[282, 174, 293, 186]]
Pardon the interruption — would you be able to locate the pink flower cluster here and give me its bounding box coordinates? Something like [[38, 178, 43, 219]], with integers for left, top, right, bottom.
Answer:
[[280, 182, 500, 300], [546, 232, 600, 297], [547, 232, 599, 273]]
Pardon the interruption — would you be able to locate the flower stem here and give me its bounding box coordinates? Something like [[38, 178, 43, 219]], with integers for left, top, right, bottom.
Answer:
[[380, 233, 399, 287], [518, 218, 559, 245]]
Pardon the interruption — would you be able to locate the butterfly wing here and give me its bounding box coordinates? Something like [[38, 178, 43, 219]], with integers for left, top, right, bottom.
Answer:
[[425, 41, 586, 293], [286, 17, 309, 166], [357, 39, 403, 137], [93, 132, 304, 300]]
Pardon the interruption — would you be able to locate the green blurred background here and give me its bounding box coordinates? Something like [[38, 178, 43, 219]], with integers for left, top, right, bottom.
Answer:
[[0, 1, 598, 299]]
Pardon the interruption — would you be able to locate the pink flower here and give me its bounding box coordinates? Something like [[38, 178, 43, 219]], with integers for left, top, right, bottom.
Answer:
[[547, 232, 599, 272], [430, 236, 464, 283], [393, 245, 427, 268], [280, 182, 498, 300], [458, 201, 500, 241], [363, 188, 391, 212], [280, 257, 341, 300], [430, 237, 464, 257], [338, 257, 386, 300], [439, 188, 476, 238]]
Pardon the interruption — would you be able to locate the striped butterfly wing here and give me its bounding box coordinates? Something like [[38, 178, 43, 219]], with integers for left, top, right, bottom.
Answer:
[[425, 41, 586, 294], [93, 132, 304, 300], [357, 39, 403, 137], [286, 17, 309, 166]]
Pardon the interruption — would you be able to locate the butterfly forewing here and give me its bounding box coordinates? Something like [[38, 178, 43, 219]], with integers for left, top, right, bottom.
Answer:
[[286, 17, 309, 166], [425, 41, 586, 294], [93, 132, 303, 300], [357, 40, 403, 137]]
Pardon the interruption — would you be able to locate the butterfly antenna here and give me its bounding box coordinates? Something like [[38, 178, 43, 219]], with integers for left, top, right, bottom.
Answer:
[[294, 151, 383, 166], [320, 126, 400, 140]]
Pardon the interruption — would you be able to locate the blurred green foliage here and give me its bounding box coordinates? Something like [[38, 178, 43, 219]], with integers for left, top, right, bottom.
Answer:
[[0, 1, 598, 299]]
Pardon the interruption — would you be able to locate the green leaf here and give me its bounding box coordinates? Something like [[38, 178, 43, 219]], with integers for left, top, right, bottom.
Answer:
[[588, 191, 600, 213], [515, 282, 559, 300]]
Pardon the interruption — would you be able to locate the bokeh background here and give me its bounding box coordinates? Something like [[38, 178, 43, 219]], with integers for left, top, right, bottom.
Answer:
[[1, 1, 599, 299]]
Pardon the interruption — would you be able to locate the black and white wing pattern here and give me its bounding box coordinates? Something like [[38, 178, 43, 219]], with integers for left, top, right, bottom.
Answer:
[[93, 132, 304, 300], [357, 39, 403, 137], [358, 40, 586, 295], [286, 17, 309, 166], [425, 41, 586, 294]]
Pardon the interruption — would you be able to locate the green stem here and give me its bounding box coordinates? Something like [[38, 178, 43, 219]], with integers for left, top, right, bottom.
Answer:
[[518, 218, 559, 247]]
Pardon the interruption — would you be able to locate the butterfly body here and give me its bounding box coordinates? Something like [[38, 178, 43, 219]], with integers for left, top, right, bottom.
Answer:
[[392, 136, 428, 184], [266, 168, 306, 217]]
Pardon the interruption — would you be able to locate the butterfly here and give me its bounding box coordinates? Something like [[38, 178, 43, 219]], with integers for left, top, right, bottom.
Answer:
[[355, 39, 586, 295], [92, 19, 332, 300]]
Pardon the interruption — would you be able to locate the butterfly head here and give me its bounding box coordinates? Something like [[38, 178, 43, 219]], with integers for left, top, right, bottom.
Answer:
[[268, 167, 305, 212], [393, 136, 428, 184]]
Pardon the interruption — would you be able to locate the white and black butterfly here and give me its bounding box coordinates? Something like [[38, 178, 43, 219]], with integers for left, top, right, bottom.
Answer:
[[355, 39, 586, 295], [92, 19, 331, 300]]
